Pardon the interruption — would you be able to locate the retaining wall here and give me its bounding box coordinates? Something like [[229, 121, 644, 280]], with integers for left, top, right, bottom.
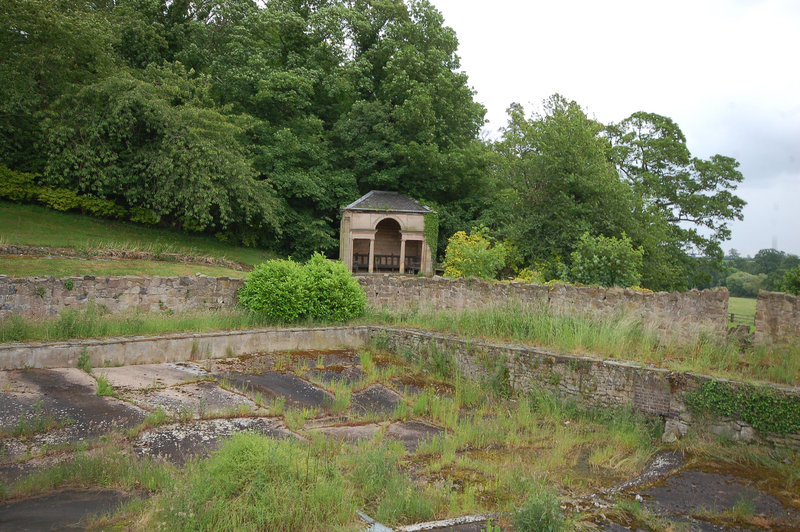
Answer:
[[0, 326, 370, 370], [5, 273, 800, 345], [359, 276, 729, 343], [0, 274, 244, 317], [755, 290, 800, 345], [371, 327, 800, 449], [1, 324, 797, 448]]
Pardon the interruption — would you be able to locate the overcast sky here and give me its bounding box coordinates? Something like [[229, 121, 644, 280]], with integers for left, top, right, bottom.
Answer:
[[430, 0, 800, 257]]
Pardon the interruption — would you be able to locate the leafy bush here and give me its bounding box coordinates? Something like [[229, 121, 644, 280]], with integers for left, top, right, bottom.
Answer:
[[0, 164, 128, 220], [442, 228, 506, 280], [778, 265, 800, 295], [568, 232, 643, 288], [0, 165, 41, 201], [238, 255, 365, 323], [726, 271, 767, 298], [512, 487, 565, 531], [238, 259, 310, 322], [79, 195, 127, 219], [514, 267, 545, 284], [37, 187, 82, 211], [304, 252, 366, 321]]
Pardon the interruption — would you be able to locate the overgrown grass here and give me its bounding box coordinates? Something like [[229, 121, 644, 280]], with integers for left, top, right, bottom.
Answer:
[[0, 201, 272, 266], [3, 302, 798, 385], [0, 305, 275, 343], [3, 441, 176, 501], [0, 257, 246, 278], [366, 304, 800, 386], [156, 433, 356, 531]]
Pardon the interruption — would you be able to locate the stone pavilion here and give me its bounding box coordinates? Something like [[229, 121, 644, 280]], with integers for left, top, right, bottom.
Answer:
[[339, 191, 434, 275]]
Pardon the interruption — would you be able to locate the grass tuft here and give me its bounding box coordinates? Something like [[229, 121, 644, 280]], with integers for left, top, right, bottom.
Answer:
[[96, 374, 114, 397]]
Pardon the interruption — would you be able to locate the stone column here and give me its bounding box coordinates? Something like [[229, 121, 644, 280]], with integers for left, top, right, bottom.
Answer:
[[368, 237, 375, 273], [348, 235, 355, 271], [399, 236, 407, 274]]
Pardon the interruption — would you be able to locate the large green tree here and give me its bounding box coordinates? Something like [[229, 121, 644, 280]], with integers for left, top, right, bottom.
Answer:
[[492, 96, 639, 267], [1, 0, 490, 258], [41, 64, 281, 243], [0, 0, 116, 171], [606, 112, 746, 289]]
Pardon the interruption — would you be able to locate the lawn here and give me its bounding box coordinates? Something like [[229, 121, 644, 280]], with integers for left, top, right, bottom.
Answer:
[[728, 296, 756, 317], [0, 202, 273, 266], [0, 257, 247, 279]]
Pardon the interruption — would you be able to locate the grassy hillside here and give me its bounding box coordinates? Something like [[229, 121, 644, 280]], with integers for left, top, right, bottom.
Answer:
[[0, 257, 246, 278], [0, 202, 273, 266]]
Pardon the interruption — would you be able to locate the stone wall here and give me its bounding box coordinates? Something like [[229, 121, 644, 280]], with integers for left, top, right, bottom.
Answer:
[[0, 274, 244, 318], [6, 273, 800, 346], [370, 326, 800, 449], [0, 326, 371, 370], [358, 276, 729, 343], [755, 290, 800, 345], [1, 322, 797, 448]]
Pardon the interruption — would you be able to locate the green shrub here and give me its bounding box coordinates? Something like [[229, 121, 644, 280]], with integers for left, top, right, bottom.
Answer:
[[778, 265, 800, 296], [726, 271, 767, 298], [304, 252, 366, 321], [442, 227, 506, 280], [512, 488, 565, 531], [79, 195, 127, 219], [0, 164, 128, 220], [129, 207, 160, 225], [238, 259, 309, 322], [568, 232, 643, 288], [37, 187, 82, 211], [0, 165, 41, 201], [514, 267, 545, 284], [239, 255, 365, 323]]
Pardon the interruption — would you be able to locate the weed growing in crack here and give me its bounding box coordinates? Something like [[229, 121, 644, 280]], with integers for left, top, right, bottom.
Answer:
[[1, 398, 75, 438], [95, 374, 114, 397], [285, 406, 318, 431], [269, 397, 286, 417], [76, 348, 92, 374]]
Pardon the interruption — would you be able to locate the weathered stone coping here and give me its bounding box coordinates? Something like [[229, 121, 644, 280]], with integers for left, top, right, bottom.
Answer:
[[0, 326, 373, 370]]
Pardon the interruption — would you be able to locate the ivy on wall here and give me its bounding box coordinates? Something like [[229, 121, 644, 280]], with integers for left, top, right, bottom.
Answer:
[[423, 211, 439, 263], [685, 380, 800, 435]]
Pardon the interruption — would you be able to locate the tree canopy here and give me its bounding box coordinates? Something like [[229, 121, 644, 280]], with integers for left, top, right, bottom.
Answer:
[[1, 0, 487, 257], [1, 1, 749, 290]]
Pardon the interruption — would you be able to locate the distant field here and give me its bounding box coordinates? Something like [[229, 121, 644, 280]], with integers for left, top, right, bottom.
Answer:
[[729, 296, 756, 317], [0, 202, 273, 266], [0, 257, 246, 279]]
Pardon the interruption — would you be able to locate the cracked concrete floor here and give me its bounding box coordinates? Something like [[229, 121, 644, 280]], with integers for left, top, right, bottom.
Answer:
[[1, 349, 443, 477]]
